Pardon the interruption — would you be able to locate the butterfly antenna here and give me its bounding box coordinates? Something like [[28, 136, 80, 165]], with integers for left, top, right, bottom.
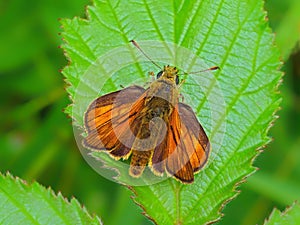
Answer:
[[130, 40, 161, 69], [188, 66, 220, 74]]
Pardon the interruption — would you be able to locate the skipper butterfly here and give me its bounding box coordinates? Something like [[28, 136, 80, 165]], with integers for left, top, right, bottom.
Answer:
[[83, 40, 218, 183]]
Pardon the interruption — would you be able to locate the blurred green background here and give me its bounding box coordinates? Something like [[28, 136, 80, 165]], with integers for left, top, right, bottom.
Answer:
[[0, 0, 299, 225]]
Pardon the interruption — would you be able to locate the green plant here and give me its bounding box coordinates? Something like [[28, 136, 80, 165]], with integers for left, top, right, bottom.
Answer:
[[1, 0, 300, 224], [61, 0, 282, 224]]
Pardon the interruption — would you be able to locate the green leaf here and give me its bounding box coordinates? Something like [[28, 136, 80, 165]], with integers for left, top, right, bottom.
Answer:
[[264, 203, 300, 225], [0, 173, 102, 225], [61, 0, 282, 224]]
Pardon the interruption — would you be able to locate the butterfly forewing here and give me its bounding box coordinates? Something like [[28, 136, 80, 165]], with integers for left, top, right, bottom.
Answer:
[[84, 86, 146, 159], [161, 103, 209, 183]]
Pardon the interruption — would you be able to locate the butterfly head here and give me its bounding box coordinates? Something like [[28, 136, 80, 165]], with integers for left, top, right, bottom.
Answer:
[[156, 65, 180, 85]]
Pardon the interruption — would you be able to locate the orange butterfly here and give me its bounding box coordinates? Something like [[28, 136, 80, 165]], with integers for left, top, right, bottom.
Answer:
[[83, 40, 218, 183]]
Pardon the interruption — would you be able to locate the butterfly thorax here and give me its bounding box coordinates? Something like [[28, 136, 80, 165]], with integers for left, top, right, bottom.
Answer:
[[137, 84, 178, 140], [146, 65, 179, 109]]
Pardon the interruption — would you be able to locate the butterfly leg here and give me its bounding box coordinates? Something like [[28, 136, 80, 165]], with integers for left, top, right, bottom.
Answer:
[[148, 71, 155, 82], [179, 93, 185, 102]]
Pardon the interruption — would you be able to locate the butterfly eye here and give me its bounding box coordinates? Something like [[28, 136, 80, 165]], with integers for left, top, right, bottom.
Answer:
[[175, 75, 180, 85], [156, 71, 163, 79]]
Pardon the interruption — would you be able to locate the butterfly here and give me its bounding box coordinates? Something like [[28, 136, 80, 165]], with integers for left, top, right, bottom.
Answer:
[[83, 40, 218, 183]]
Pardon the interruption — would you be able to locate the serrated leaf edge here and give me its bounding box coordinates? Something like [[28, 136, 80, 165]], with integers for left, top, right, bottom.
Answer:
[[264, 201, 300, 225], [0, 172, 102, 225]]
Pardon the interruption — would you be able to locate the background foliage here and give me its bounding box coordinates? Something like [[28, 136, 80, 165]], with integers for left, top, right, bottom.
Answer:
[[0, 0, 299, 225]]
